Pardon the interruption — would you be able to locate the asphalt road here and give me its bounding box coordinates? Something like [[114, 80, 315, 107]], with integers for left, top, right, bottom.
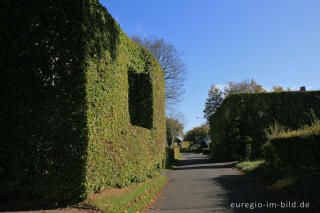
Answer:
[[148, 153, 314, 213]]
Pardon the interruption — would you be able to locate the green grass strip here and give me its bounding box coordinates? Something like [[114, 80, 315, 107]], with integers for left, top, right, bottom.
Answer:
[[85, 175, 167, 213]]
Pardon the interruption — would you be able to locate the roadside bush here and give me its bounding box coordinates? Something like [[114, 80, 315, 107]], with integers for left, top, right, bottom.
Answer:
[[264, 115, 320, 169], [1, 0, 165, 202], [202, 148, 210, 155], [163, 147, 180, 168], [180, 141, 191, 152], [173, 146, 180, 159], [209, 91, 320, 161], [264, 135, 320, 169], [163, 147, 174, 169], [190, 143, 201, 153]]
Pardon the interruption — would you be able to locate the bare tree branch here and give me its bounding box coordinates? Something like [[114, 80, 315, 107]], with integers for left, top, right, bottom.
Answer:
[[132, 35, 187, 106]]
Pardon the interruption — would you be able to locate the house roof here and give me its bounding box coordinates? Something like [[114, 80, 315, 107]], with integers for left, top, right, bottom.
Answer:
[[176, 136, 183, 141], [196, 135, 211, 145]]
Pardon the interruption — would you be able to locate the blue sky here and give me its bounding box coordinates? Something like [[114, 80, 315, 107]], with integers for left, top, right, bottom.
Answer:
[[101, 0, 320, 132]]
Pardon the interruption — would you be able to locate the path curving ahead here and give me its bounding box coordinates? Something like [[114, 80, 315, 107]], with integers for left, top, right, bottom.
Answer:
[[148, 153, 314, 213]]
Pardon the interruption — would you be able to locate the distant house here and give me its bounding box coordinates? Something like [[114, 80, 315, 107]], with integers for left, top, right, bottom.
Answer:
[[196, 135, 211, 148], [173, 136, 183, 146]]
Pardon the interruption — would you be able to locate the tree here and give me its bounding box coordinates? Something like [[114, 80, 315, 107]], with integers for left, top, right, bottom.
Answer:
[[224, 79, 265, 94], [166, 117, 184, 147], [271, 85, 284, 92], [131, 35, 187, 106], [204, 79, 265, 121], [203, 85, 224, 121], [184, 124, 208, 143]]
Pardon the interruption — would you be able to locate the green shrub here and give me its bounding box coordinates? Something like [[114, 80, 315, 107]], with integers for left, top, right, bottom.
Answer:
[[190, 143, 201, 153], [264, 115, 320, 169], [1, 0, 165, 202], [209, 91, 320, 161], [180, 141, 191, 152], [180, 141, 191, 149], [265, 111, 320, 140], [264, 135, 320, 169], [163, 147, 179, 168], [202, 148, 210, 155], [163, 147, 174, 169], [173, 146, 180, 159], [162, 146, 180, 168]]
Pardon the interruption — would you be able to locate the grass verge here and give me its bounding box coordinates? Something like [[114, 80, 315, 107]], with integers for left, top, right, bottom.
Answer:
[[82, 175, 168, 213], [235, 161, 320, 207]]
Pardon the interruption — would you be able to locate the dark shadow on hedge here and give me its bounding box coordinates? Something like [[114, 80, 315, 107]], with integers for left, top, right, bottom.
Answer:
[[0, 1, 119, 211], [128, 68, 153, 129], [0, 1, 165, 211]]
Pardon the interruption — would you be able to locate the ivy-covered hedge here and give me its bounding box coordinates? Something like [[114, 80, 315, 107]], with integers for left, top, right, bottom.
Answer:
[[180, 141, 191, 152], [173, 146, 180, 159], [263, 135, 320, 169], [1, 0, 165, 202], [162, 147, 180, 169], [209, 91, 320, 161]]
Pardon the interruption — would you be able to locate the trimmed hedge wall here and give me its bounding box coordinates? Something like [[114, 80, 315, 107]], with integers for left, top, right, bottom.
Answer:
[[263, 135, 320, 169], [209, 91, 320, 161], [162, 147, 180, 169], [180, 141, 191, 152], [1, 0, 165, 202], [173, 147, 180, 160]]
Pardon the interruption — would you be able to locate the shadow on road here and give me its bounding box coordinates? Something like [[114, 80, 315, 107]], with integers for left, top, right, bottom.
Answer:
[[174, 153, 314, 213], [173, 164, 234, 171], [210, 175, 314, 213], [175, 153, 236, 169]]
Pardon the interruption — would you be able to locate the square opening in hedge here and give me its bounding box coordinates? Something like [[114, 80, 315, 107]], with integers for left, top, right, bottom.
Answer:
[[128, 69, 153, 129]]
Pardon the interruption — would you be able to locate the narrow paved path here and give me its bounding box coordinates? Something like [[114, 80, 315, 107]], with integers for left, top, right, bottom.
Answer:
[[148, 153, 314, 213]]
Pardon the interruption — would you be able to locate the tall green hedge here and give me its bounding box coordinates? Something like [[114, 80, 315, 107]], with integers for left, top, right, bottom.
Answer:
[[209, 91, 320, 161], [1, 0, 165, 202]]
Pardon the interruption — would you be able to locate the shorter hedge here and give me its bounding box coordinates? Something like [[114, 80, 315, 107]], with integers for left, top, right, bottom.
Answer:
[[180, 141, 191, 152], [180, 141, 190, 149], [173, 146, 180, 159], [163, 147, 180, 168], [264, 135, 320, 169]]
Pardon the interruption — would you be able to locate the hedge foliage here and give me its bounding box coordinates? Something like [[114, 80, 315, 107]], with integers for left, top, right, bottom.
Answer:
[[173, 146, 180, 159], [1, 0, 165, 202], [180, 141, 191, 152], [264, 115, 320, 169], [162, 147, 180, 169], [209, 91, 320, 161], [264, 135, 320, 169]]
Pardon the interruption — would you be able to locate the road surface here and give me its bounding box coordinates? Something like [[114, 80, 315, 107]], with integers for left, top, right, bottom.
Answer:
[[148, 153, 314, 213]]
